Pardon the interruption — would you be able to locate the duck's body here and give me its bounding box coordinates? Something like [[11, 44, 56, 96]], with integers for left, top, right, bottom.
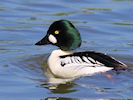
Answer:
[[35, 20, 127, 78], [48, 49, 112, 78], [48, 49, 126, 78]]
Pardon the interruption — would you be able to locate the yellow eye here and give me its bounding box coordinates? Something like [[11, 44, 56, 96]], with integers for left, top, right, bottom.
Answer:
[[54, 30, 59, 34]]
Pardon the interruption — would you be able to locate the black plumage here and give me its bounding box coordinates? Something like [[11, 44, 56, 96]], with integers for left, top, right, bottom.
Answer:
[[60, 51, 127, 70]]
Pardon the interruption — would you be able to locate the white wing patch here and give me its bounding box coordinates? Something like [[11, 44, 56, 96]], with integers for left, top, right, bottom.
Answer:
[[60, 56, 103, 67], [74, 57, 82, 64], [83, 56, 91, 63], [88, 57, 95, 63]]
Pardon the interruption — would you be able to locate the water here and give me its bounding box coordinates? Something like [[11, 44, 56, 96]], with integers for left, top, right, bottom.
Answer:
[[0, 0, 133, 99]]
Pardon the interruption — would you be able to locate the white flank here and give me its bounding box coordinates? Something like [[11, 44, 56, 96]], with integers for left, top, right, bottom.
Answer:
[[48, 34, 57, 44], [48, 49, 113, 79]]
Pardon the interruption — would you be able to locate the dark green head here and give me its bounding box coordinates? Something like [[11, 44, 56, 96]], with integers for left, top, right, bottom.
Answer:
[[35, 20, 81, 51]]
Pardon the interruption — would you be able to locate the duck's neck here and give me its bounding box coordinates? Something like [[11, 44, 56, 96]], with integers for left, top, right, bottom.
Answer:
[[50, 49, 72, 57]]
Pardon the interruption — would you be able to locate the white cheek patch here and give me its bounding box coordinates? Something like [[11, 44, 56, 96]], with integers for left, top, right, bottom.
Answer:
[[48, 34, 57, 44]]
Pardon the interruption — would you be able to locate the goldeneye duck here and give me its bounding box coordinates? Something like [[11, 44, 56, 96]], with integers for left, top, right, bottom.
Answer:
[[35, 20, 127, 78]]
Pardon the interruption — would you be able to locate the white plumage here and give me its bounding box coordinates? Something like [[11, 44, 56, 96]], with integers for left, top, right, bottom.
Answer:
[[48, 49, 113, 78]]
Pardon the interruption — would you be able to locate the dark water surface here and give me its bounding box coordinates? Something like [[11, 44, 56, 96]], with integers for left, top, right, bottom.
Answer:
[[0, 0, 133, 99]]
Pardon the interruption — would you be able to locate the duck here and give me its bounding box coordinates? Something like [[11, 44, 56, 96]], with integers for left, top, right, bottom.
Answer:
[[35, 20, 127, 79]]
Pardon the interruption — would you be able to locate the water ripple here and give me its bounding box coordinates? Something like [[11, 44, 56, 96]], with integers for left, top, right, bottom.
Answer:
[[0, 0, 133, 99]]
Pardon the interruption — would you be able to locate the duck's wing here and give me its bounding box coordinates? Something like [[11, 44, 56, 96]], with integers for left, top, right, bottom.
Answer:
[[60, 51, 127, 70]]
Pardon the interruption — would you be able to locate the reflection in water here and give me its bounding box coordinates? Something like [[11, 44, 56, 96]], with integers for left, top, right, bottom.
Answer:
[[113, 0, 133, 2], [53, 12, 76, 16], [45, 97, 78, 100], [84, 8, 112, 11], [18, 54, 78, 94], [41, 81, 77, 94], [113, 22, 133, 26], [128, 43, 133, 46]]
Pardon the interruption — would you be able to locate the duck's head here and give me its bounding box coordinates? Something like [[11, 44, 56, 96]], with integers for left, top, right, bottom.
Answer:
[[35, 20, 81, 51]]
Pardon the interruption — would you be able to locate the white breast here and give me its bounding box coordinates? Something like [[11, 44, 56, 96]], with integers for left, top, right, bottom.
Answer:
[[48, 49, 113, 78]]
